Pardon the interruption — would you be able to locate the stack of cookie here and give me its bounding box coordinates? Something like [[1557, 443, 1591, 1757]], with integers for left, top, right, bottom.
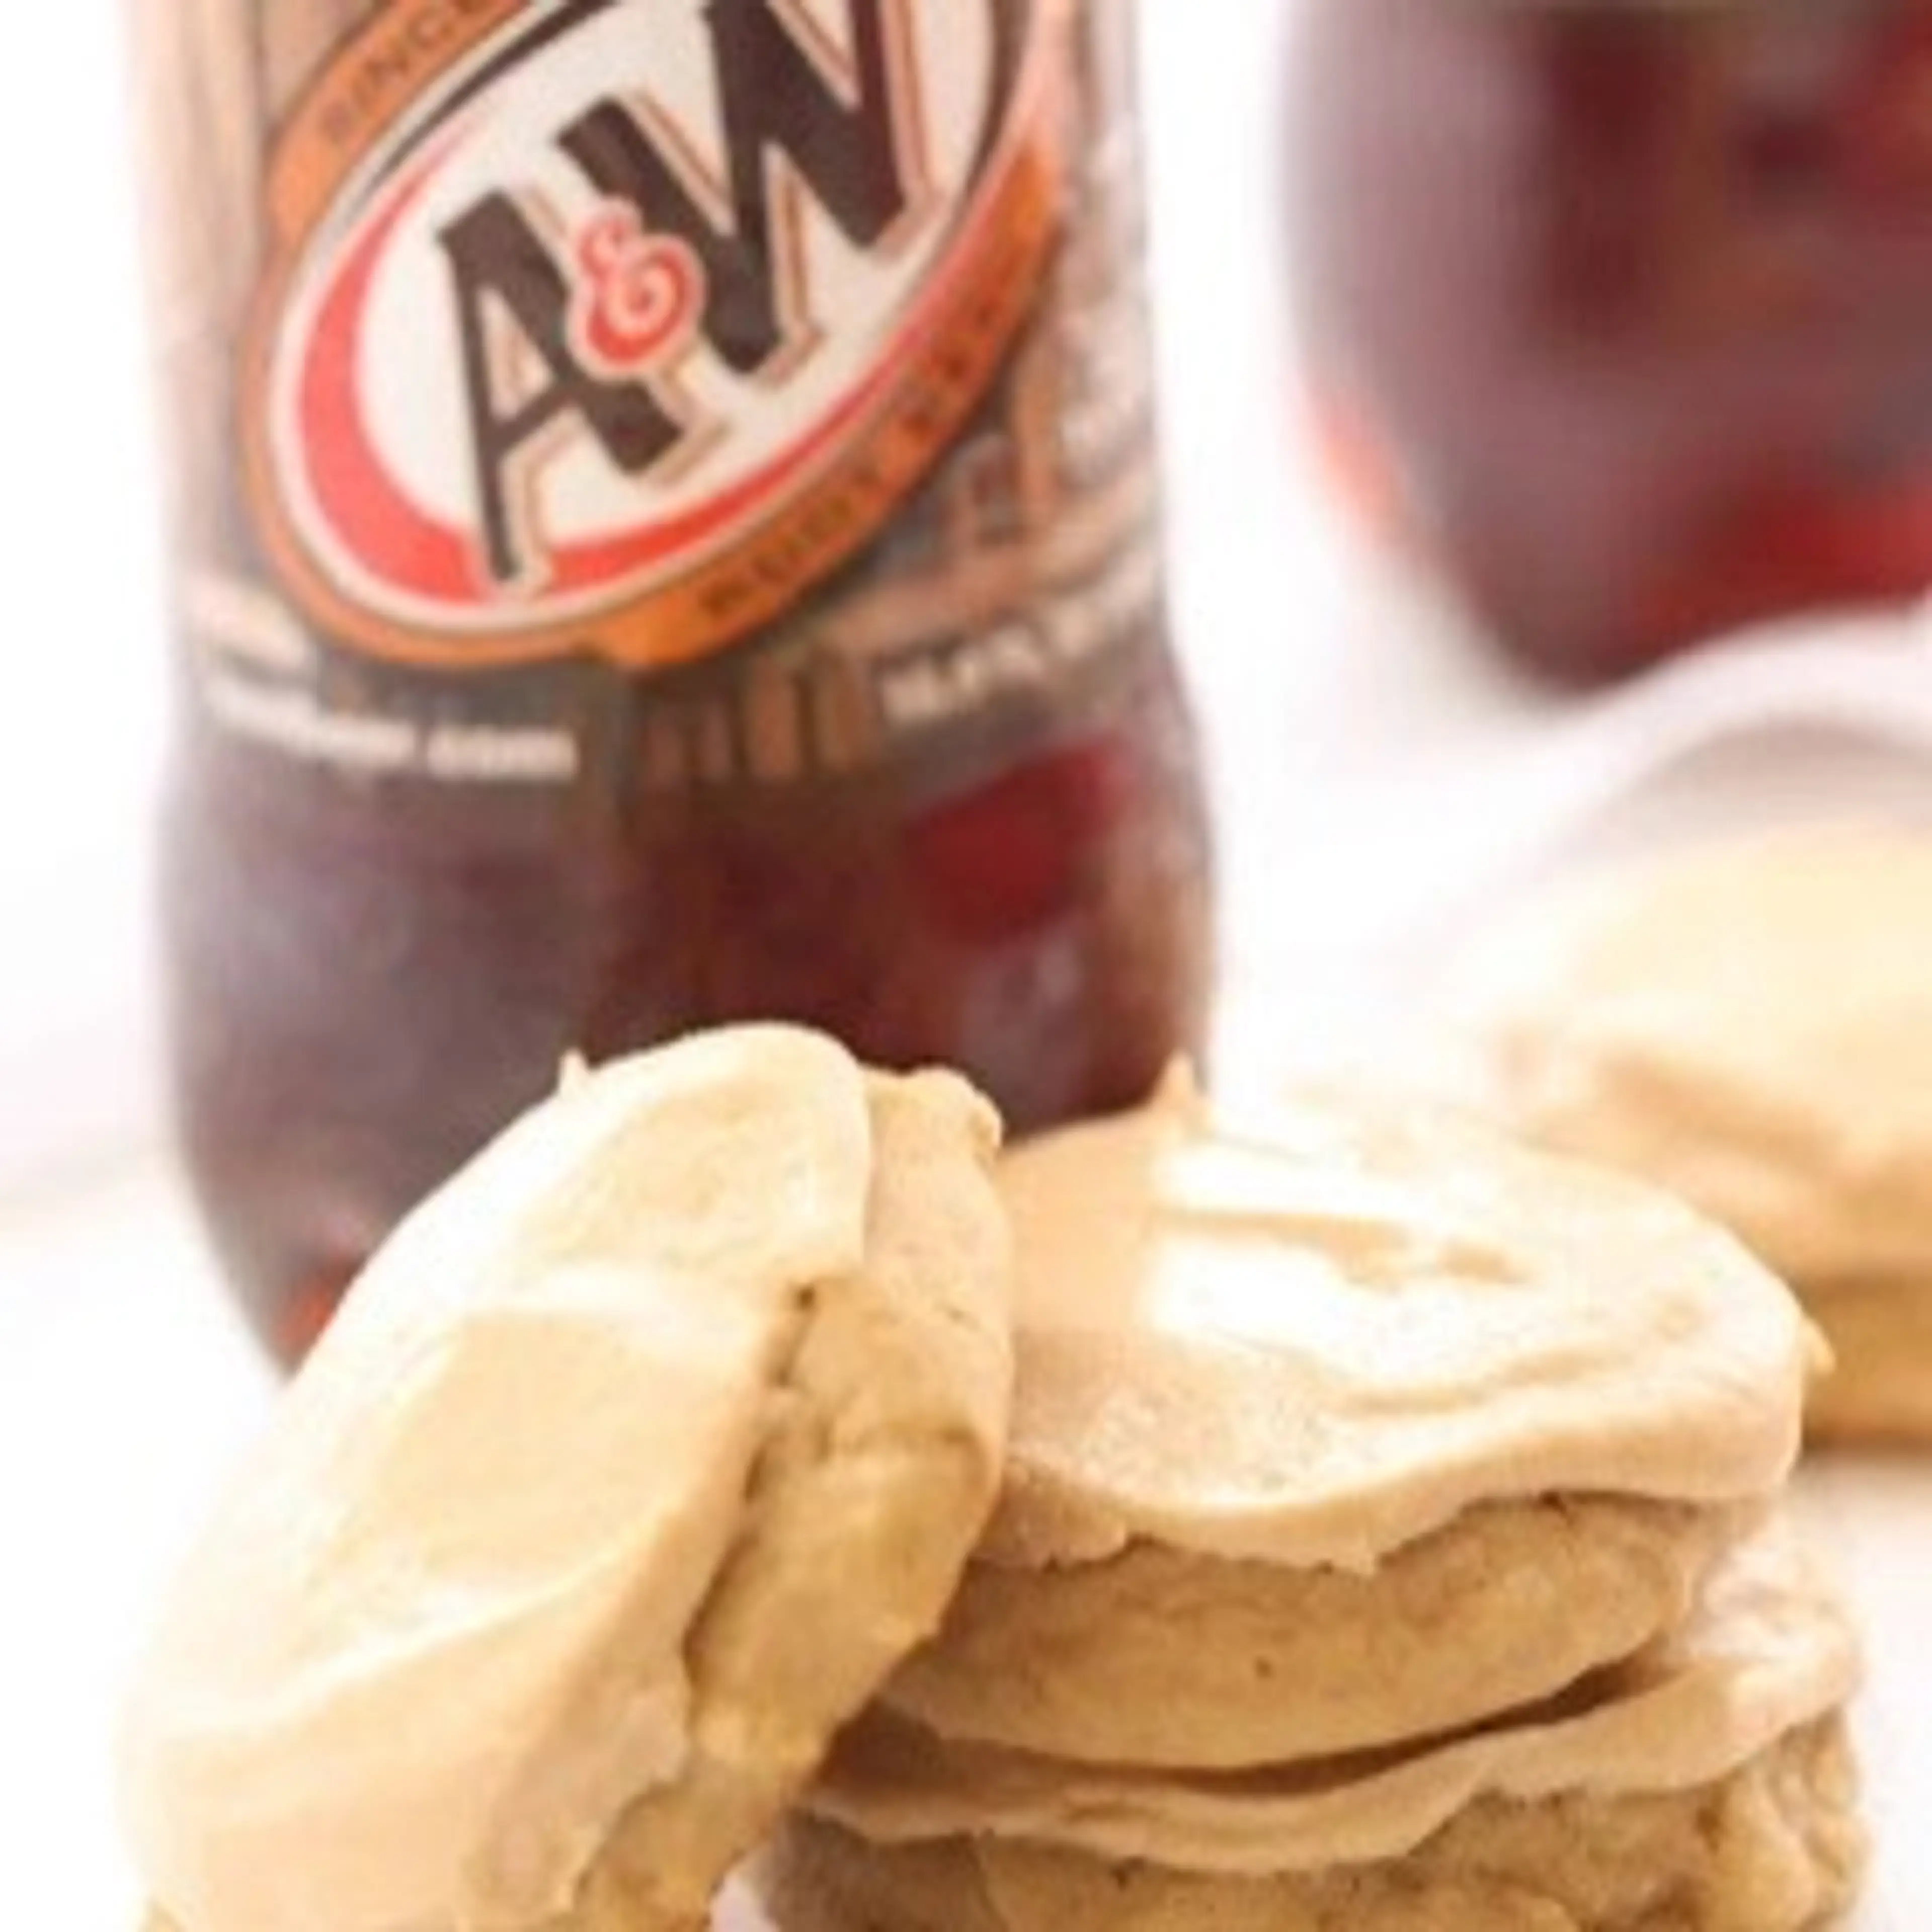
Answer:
[[762, 1077, 1867, 1932], [114, 1028, 1869, 1932]]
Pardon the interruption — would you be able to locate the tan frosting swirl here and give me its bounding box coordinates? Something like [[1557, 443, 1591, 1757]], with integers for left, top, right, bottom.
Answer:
[[1467, 825, 1932, 1291], [984, 1071, 1814, 1571], [120, 1027, 878, 1932]]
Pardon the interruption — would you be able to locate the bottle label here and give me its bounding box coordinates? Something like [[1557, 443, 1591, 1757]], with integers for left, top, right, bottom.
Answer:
[[142, 0, 1166, 795]]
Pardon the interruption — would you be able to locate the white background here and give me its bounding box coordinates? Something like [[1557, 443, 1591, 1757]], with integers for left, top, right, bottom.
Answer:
[[0, 0, 168, 1189]]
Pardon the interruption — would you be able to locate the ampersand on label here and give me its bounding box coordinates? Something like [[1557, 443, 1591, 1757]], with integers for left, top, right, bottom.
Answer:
[[570, 202, 705, 377]]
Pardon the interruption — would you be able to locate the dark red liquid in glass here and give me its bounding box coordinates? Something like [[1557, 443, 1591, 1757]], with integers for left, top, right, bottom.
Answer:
[[1289, 0, 1932, 684]]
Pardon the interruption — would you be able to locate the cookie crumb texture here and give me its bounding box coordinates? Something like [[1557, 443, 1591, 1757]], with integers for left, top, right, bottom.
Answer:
[[757, 1718, 1864, 1932], [882, 1498, 1731, 1769]]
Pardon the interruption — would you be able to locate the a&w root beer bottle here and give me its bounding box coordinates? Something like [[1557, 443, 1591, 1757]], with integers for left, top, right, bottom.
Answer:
[[130, 0, 1214, 1363]]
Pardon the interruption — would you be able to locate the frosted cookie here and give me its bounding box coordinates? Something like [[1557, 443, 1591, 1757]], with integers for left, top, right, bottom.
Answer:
[[1462, 826, 1932, 1443], [764, 1716, 1862, 1932], [121, 1027, 1013, 1932], [810, 1522, 1859, 1877], [975, 1072, 1810, 1577], [884, 1495, 1737, 1769]]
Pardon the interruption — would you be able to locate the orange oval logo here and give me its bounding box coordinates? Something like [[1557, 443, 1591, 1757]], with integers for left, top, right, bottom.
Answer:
[[245, 0, 1062, 672]]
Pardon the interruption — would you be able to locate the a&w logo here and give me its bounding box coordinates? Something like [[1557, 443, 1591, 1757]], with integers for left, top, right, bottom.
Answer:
[[245, 0, 1058, 671]]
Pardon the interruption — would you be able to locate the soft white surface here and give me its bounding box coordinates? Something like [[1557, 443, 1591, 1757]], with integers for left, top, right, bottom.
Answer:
[[0, 0, 168, 1190]]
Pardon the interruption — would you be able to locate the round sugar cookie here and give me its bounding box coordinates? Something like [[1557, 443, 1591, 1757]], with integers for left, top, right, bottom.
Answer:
[[810, 1522, 1860, 1879], [977, 1073, 1811, 1576], [883, 1495, 1737, 1769], [1464, 825, 1932, 1444], [123, 1027, 1013, 1932]]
